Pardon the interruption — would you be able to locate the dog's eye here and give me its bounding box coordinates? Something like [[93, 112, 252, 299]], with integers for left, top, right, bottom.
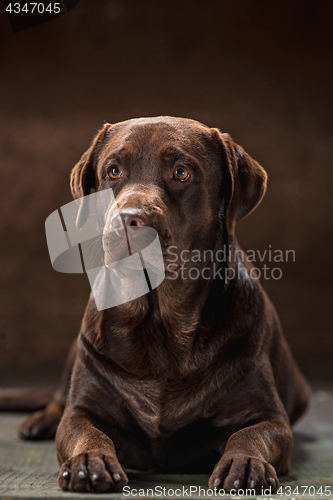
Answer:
[[173, 166, 189, 181], [108, 166, 122, 179]]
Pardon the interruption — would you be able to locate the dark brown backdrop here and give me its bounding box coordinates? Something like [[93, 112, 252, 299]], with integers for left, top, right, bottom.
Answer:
[[1, 0, 332, 385]]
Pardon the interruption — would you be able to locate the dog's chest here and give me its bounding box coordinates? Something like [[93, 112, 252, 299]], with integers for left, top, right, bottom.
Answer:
[[112, 372, 215, 438]]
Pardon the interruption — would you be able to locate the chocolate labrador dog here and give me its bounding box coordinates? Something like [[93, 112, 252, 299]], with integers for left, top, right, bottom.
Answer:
[[3, 117, 310, 494]]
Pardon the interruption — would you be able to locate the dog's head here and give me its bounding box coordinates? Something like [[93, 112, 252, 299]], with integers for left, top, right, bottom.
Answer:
[[70, 117, 267, 274]]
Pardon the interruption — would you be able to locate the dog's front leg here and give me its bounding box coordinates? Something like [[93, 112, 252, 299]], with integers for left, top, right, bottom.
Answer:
[[56, 408, 128, 493], [209, 418, 293, 493]]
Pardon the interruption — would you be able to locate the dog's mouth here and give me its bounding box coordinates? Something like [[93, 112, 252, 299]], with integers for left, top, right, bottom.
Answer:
[[102, 224, 165, 281]]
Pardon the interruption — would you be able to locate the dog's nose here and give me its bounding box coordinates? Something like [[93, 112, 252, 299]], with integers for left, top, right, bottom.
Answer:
[[111, 209, 149, 234], [122, 209, 149, 228]]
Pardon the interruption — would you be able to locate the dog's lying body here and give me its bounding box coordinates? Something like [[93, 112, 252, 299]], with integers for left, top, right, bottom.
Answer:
[[3, 117, 310, 493]]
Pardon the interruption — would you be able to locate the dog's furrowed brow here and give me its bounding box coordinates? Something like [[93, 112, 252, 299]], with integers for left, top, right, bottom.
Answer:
[[103, 147, 132, 166], [159, 146, 189, 162]]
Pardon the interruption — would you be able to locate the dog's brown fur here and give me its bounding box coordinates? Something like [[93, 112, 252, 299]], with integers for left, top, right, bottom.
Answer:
[[10, 117, 310, 493]]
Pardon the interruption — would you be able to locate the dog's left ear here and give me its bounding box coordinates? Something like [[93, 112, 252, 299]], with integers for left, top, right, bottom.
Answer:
[[70, 123, 112, 228], [213, 130, 267, 234]]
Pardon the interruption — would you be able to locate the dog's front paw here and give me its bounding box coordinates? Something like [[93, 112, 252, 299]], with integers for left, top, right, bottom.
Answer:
[[19, 410, 61, 440], [58, 449, 128, 493], [209, 454, 279, 493]]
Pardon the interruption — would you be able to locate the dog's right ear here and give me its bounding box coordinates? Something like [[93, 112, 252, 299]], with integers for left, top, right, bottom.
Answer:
[[70, 123, 112, 229]]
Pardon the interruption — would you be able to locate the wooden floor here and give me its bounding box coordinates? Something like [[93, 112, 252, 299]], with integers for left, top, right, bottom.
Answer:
[[0, 389, 332, 499]]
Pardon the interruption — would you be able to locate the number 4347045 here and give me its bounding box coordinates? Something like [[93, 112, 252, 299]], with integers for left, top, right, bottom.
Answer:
[[5, 3, 61, 14], [277, 485, 332, 496]]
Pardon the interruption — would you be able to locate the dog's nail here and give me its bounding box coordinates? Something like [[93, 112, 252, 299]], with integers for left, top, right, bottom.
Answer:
[[268, 477, 276, 488], [250, 480, 257, 489], [62, 471, 69, 478], [213, 478, 221, 488], [234, 480, 241, 489], [78, 471, 86, 479], [91, 474, 98, 481], [113, 473, 121, 482]]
